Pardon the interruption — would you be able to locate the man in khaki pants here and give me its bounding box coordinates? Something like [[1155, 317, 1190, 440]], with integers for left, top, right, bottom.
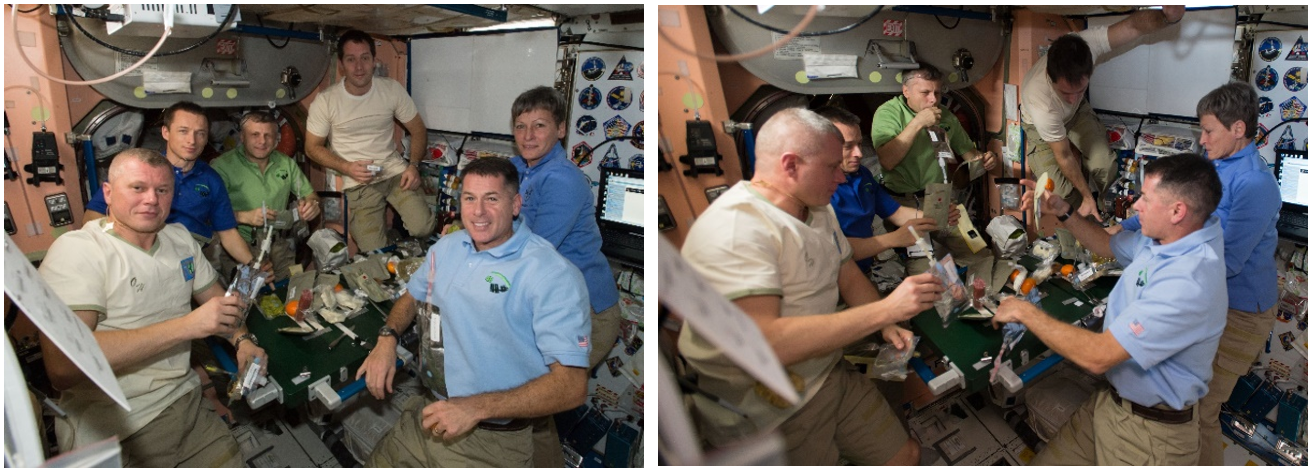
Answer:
[[996, 153, 1226, 464], [1111, 82, 1282, 465]]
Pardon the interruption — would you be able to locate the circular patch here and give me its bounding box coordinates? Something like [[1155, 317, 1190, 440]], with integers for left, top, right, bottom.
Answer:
[[1255, 123, 1270, 149], [628, 154, 644, 171], [1283, 66, 1305, 92], [578, 85, 601, 110], [637, 62, 645, 79], [576, 115, 597, 136], [571, 141, 593, 167], [581, 57, 605, 81], [631, 121, 644, 150], [607, 86, 632, 111], [1259, 37, 1283, 62], [1259, 96, 1274, 116], [795, 70, 810, 84], [1256, 66, 1278, 92]]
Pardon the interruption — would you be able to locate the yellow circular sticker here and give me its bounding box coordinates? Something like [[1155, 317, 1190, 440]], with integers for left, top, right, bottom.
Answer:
[[226, 88, 238, 99], [30, 106, 50, 122], [202, 88, 214, 99], [869, 71, 883, 83], [275, 88, 286, 99], [133, 87, 147, 99], [949, 72, 960, 83], [895, 72, 904, 84], [682, 92, 704, 110], [795, 70, 810, 84]]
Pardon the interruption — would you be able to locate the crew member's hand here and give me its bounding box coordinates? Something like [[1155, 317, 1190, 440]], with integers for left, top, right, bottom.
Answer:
[[981, 150, 999, 172], [1104, 224, 1124, 236], [235, 339, 268, 380], [297, 197, 321, 221], [398, 164, 421, 191], [345, 160, 377, 185], [891, 218, 938, 248], [911, 106, 943, 130], [187, 295, 244, 339], [880, 325, 915, 351], [238, 207, 276, 226], [1161, 5, 1185, 24], [355, 340, 397, 399], [991, 297, 1036, 328], [1019, 179, 1072, 219], [1077, 195, 1104, 223], [947, 203, 961, 227], [883, 272, 944, 322], [422, 398, 482, 441]]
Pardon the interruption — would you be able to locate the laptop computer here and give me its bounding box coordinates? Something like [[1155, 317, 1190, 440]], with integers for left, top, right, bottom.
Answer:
[[596, 167, 644, 264], [1274, 148, 1308, 241]]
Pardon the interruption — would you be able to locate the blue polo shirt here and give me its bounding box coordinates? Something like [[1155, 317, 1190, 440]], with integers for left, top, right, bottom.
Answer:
[[1104, 216, 1227, 410], [406, 219, 591, 398], [1119, 143, 1279, 313], [830, 166, 901, 272], [512, 142, 621, 313], [87, 159, 238, 241]]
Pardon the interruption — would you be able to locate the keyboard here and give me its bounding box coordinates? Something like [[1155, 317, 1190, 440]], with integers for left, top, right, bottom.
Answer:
[[601, 229, 644, 263], [1277, 210, 1308, 240]]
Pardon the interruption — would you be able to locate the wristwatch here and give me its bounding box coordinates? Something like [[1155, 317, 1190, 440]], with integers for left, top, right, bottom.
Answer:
[[378, 325, 397, 339], [234, 332, 259, 349], [1056, 206, 1074, 223]]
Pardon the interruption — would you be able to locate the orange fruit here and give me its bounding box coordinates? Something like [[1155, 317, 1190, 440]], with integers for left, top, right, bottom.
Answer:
[[1044, 179, 1055, 191], [1008, 269, 1021, 283], [333, 284, 343, 292], [1020, 278, 1037, 294], [285, 300, 298, 316], [1060, 264, 1075, 277]]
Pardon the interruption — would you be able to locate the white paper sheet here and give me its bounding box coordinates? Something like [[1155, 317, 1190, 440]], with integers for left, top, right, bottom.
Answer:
[[657, 236, 798, 404], [3, 233, 128, 410], [803, 53, 858, 79]]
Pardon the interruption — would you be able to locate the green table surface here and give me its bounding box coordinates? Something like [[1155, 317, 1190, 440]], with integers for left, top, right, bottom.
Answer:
[[909, 258, 1118, 393], [245, 287, 390, 408]]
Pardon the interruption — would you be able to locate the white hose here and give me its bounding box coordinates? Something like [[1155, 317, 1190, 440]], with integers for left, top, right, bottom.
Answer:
[[10, 4, 172, 86]]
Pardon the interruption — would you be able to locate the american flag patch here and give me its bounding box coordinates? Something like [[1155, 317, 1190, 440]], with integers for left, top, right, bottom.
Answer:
[[577, 335, 589, 348], [1129, 320, 1145, 337]]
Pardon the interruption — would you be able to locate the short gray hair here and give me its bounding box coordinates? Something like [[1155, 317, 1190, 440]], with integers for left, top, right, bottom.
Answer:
[[1197, 82, 1258, 140], [108, 148, 169, 182], [754, 107, 843, 170]]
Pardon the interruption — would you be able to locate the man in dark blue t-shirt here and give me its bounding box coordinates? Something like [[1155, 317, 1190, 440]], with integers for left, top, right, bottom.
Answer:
[[816, 106, 947, 274]]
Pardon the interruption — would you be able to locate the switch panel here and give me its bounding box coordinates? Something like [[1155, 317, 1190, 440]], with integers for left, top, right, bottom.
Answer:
[[44, 193, 72, 227]]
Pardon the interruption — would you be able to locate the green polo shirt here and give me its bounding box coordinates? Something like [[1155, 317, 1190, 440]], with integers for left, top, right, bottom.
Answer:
[[211, 147, 314, 243], [870, 96, 977, 195]]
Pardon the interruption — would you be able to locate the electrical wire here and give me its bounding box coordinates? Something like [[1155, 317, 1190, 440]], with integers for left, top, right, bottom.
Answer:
[[63, 4, 238, 57], [10, 4, 171, 86], [935, 8, 964, 29], [725, 5, 884, 37], [16, 4, 43, 14], [258, 16, 292, 49], [658, 5, 818, 63]]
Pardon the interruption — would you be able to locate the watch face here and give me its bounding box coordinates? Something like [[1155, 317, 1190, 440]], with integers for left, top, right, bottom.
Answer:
[[379, 326, 395, 337]]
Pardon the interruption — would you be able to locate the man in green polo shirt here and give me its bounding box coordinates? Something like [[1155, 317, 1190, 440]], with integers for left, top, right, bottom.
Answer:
[[212, 111, 320, 280], [871, 64, 997, 276]]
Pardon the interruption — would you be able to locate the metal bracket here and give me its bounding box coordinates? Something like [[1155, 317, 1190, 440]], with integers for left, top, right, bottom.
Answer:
[[867, 39, 920, 70]]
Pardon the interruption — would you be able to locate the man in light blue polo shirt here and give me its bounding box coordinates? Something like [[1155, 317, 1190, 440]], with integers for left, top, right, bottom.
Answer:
[[1110, 82, 1280, 465], [995, 153, 1226, 465], [357, 156, 590, 467]]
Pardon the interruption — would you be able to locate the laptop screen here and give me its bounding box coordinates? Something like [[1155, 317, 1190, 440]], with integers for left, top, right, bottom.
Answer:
[[598, 167, 644, 230], [1275, 149, 1309, 209]]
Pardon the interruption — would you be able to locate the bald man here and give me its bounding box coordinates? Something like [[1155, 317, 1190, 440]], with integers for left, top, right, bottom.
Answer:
[[677, 108, 943, 465], [40, 148, 266, 467]]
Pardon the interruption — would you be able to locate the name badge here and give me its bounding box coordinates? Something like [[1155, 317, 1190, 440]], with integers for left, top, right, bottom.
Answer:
[[430, 310, 442, 343]]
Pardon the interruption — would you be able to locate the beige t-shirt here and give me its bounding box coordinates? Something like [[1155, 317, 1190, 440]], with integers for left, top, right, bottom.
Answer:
[[306, 77, 420, 189], [1020, 26, 1112, 143], [677, 181, 853, 445], [39, 220, 217, 448]]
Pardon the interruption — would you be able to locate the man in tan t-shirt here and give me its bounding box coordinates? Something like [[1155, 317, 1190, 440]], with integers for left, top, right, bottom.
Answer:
[[306, 29, 436, 252], [1020, 6, 1184, 221]]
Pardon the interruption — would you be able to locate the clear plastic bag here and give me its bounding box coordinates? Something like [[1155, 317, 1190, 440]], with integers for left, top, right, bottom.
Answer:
[[932, 254, 970, 327], [869, 336, 921, 381]]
